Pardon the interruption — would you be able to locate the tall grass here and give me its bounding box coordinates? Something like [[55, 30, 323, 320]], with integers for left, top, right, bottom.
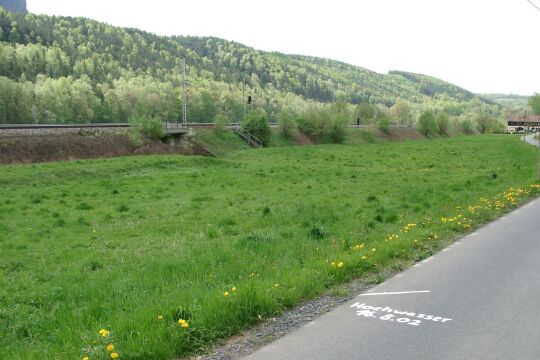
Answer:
[[0, 136, 538, 359]]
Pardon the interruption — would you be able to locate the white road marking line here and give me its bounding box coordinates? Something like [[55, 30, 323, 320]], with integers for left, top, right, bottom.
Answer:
[[359, 290, 431, 297]]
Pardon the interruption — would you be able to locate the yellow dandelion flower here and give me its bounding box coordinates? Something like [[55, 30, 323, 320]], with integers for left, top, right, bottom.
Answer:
[[99, 329, 110, 337], [178, 319, 186, 325], [157, 315, 163, 320], [223, 291, 229, 297], [83, 357, 89, 360], [110, 353, 119, 359], [337, 261, 344, 268], [231, 286, 237, 292], [181, 322, 189, 329], [107, 344, 115, 352], [274, 283, 279, 288]]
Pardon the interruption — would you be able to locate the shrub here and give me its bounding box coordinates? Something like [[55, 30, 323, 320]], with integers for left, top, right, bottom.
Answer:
[[213, 114, 230, 133], [296, 108, 321, 137], [277, 109, 297, 139], [130, 114, 165, 143], [474, 113, 495, 134], [377, 114, 391, 134], [328, 113, 349, 143], [435, 112, 450, 136], [461, 118, 476, 134], [242, 108, 271, 145], [417, 111, 437, 137]]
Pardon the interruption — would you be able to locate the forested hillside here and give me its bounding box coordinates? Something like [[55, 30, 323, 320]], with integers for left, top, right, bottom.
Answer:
[[0, 8, 499, 124], [480, 94, 528, 111]]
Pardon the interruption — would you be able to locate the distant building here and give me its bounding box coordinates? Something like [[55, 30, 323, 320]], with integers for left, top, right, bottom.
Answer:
[[507, 115, 540, 134]]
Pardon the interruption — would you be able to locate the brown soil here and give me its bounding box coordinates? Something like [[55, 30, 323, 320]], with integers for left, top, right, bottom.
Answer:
[[377, 127, 425, 141], [293, 132, 313, 145], [0, 133, 213, 165]]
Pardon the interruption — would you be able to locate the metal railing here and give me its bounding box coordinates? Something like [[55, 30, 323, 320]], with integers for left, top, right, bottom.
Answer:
[[233, 127, 263, 148]]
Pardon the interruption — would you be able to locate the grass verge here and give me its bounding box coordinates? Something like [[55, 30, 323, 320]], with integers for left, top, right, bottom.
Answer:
[[0, 135, 539, 359]]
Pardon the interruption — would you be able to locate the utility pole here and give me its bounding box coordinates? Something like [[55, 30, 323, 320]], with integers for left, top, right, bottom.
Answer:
[[242, 81, 246, 124], [522, 110, 528, 142], [182, 58, 189, 127]]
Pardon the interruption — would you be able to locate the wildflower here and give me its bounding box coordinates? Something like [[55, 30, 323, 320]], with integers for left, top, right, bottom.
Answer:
[[178, 319, 186, 325], [83, 357, 89, 360], [274, 283, 279, 288], [231, 286, 237, 292], [107, 344, 115, 352], [99, 329, 110, 337], [110, 353, 119, 359], [157, 315, 163, 320], [361, 256, 367, 260], [337, 261, 344, 268], [181, 322, 189, 329], [223, 291, 229, 297]]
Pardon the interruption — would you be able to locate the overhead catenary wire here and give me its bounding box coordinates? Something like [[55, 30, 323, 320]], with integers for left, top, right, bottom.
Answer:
[[527, 0, 540, 11]]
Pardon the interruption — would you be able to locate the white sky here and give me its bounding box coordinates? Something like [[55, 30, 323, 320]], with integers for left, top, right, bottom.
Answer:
[[27, 0, 540, 95]]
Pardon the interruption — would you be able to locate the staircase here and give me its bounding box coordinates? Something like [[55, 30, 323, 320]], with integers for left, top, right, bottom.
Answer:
[[233, 127, 263, 148]]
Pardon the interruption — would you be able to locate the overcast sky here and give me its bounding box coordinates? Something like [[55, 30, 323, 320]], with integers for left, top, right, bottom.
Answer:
[[27, 0, 540, 95]]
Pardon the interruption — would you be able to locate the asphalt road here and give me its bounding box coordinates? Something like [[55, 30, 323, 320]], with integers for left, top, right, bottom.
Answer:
[[524, 133, 540, 147], [244, 197, 540, 360]]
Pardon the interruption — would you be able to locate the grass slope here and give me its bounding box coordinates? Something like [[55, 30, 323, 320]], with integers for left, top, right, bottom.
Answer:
[[0, 136, 539, 359]]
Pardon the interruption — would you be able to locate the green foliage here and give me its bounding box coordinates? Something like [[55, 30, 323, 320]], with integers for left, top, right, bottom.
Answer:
[[354, 102, 375, 124], [242, 108, 271, 145], [417, 111, 437, 137], [482, 94, 528, 110], [1, 136, 539, 358], [0, 10, 498, 125], [435, 112, 450, 136], [130, 114, 165, 141], [277, 109, 297, 139], [474, 113, 496, 134], [528, 94, 540, 116], [390, 100, 412, 125], [375, 107, 391, 134], [328, 112, 349, 143], [213, 113, 230, 132], [460, 118, 476, 135]]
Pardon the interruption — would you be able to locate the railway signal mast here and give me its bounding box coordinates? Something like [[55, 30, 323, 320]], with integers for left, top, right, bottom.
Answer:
[[182, 58, 189, 127]]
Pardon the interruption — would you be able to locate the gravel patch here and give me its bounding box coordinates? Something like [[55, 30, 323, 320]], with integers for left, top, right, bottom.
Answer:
[[190, 273, 397, 360]]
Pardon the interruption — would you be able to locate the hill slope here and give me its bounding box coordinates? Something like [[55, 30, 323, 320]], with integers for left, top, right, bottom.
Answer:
[[0, 9, 497, 123]]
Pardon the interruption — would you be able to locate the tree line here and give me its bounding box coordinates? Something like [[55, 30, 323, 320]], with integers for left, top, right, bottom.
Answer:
[[0, 7, 505, 126]]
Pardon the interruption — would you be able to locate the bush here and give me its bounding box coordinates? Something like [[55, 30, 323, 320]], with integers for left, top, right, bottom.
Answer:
[[242, 108, 271, 145], [474, 113, 495, 134], [296, 108, 321, 137], [377, 112, 391, 134], [213, 114, 230, 133], [435, 112, 450, 136], [130, 114, 165, 143], [328, 112, 349, 143], [277, 109, 297, 139], [461, 119, 476, 134], [417, 111, 437, 137]]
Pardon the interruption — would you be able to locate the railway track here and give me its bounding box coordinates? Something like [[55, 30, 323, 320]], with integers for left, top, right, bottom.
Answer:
[[0, 123, 412, 130]]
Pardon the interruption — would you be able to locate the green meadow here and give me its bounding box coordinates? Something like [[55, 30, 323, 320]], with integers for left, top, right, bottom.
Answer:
[[0, 135, 539, 359]]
